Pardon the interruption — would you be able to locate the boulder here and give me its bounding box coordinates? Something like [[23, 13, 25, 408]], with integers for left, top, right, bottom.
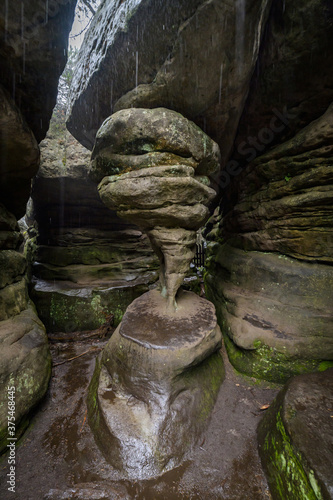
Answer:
[[0, 304, 51, 453], [88, 290, 223, 479], [91, 107, 220, 178], [258, 368, 333, 499]]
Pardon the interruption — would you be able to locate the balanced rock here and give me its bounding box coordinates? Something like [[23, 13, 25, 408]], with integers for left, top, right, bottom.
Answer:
[[91, 107, 220, 308], [88, 107, 223, 477]]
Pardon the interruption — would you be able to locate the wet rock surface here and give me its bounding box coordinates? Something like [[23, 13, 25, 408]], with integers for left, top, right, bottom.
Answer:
[[206, 101, 333, 382], [67, 0, 272, 165], [258, 368, 333, 499], [88, 290, 223, 479], [0, 304, 51, 453], [86, 107, 225, 477], [223, 103, 333, 263], [234, 0, 333, 153], [0, 338, 278, 499], [67, 0, 333, 386], [0, 0, 76, 456], [31, 277, 155, 333], [0, 86, 40, 218]]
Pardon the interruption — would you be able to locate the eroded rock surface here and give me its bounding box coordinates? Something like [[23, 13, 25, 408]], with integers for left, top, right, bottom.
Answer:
[[206, 244, 333, 384], [67, 0, 272, 162], [67, 0, 333, 385], [30, 129, 158, 331], [88, 107, 223, 477], [223, 103, 333, 262], [0, 304, 51, 453], [0, 0, 76, 453], [0, 0, 77, 142], [206, 102, 333, 382], [88, 290, 223, 479], [258, 368, 333, 499], [91, 107, 220, 308], [0, 86, 40, 218]]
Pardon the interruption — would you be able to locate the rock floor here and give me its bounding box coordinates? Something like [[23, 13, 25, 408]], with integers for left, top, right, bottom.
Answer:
[[0, 333, 279, 499]]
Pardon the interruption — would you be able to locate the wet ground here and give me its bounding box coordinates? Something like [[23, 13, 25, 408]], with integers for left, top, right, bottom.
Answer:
[[0, 333, 279, 499]]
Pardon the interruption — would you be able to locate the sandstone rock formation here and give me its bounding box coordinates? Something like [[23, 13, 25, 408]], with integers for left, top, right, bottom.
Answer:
[[0, 0, 77, 143], [206, 244, 333, 384], [258, 368, 333, 499], [87, 107, 223, 477], [89, 290, 223, 479], [206, 104, 333, 382], [0, 305, 51, 453], [0, 87, 40, 218], [0, 0, 76, 453], [0, 198, 52, 454], [92, 107, 220, 308], [67, 0, 333, 383], [67, 0, 273, 163], [30, 128, 158, 331]]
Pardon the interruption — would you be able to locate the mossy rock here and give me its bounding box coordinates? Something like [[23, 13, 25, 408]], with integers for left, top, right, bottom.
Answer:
[[223, 334, 332, 385], [31, 279, 153, 332], [0, 304, 51, 454], [205, 243, 333, 383], [258, 368, 333, 499]]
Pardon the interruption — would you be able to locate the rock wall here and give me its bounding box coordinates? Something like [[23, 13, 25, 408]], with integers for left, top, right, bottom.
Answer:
[[205, 0, 333, 382], [0, 0, 77, 453], [67, 0, 273, 162], [67, 0, 333, 383], [258, 369, 333, 498], [30, 129, 158, 331]]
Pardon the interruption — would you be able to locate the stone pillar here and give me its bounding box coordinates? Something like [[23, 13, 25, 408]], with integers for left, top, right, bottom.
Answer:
[[87, 107, 224, 478]]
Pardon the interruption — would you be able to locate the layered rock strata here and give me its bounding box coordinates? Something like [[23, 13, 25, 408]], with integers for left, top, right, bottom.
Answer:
[[30, 130, 158, 331], [0, 200, 52, 453], [92, 107, 220, 308], [206, 104, 333, 383]]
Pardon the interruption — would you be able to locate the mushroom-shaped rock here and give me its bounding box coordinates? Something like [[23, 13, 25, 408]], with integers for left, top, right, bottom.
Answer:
[[90, 108, 221, 309]]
